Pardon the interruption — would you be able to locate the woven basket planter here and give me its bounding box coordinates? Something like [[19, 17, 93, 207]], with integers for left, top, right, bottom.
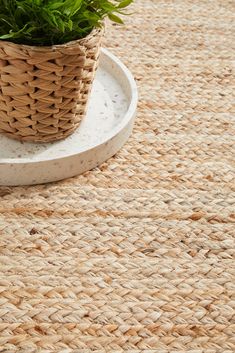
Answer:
[[0, 27, 103, 143]]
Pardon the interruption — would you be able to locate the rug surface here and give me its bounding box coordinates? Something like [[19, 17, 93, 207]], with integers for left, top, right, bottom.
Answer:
[[0, 0, 234, 351]]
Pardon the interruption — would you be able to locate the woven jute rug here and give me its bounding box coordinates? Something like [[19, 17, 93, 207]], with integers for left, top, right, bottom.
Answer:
[[0, 0, 234, 352]]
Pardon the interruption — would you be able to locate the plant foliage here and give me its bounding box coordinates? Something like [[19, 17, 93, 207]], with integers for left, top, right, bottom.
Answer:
[[0, 0, 133, 45]]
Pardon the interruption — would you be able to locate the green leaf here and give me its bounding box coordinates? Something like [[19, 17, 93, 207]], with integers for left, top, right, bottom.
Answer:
[[0, 0, 132, 45], [57, 17, 65, 32], [68, 19, 73, 30], [48, 1, 65, 10], [108, 13, 124, 24], [117, 0, 133, 9], [64, 0, 83, 16], [0, 32, 15, 39], [0, 17, 14, 28]]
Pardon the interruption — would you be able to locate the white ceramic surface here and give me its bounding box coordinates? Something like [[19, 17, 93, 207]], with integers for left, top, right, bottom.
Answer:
[[0, 48, 138, 186]]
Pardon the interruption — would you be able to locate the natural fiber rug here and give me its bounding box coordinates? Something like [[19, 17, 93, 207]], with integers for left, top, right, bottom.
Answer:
[[0, 0, 235, 351]]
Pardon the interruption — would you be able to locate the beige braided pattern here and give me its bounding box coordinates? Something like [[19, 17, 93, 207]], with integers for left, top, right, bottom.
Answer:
[[0, 28, 103, 143], [0, 0, 235, 351]]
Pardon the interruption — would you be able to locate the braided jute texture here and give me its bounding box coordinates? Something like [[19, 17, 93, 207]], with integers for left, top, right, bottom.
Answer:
[[0, 28, 103, 143], [0, 0, 235, 351]]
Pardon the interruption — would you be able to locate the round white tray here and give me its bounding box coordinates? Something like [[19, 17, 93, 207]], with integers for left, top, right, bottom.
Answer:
[[0, 48, 137, 186]]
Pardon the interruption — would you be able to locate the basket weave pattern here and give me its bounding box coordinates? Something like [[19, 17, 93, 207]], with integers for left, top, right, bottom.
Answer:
[[0, 28, 103, 142]]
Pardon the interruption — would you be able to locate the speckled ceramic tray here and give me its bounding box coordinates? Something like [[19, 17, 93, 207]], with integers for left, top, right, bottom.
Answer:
[[0, 48, 138, 186]]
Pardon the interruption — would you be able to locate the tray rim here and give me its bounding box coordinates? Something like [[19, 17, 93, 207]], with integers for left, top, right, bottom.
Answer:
[[0, 48, 138, 165]]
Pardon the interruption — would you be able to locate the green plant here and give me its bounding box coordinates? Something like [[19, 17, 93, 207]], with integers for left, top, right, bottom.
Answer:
[[0, 0, 133, 46]]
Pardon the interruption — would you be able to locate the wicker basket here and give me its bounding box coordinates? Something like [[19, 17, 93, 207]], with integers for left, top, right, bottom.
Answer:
[[0, 27, 103, 143]]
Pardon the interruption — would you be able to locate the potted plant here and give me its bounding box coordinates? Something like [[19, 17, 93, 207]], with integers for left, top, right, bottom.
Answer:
[[0, 0, 132, 143]]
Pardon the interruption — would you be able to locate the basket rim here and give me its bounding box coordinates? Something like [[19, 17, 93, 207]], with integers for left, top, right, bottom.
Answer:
[[0, 25, 104, 52]]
